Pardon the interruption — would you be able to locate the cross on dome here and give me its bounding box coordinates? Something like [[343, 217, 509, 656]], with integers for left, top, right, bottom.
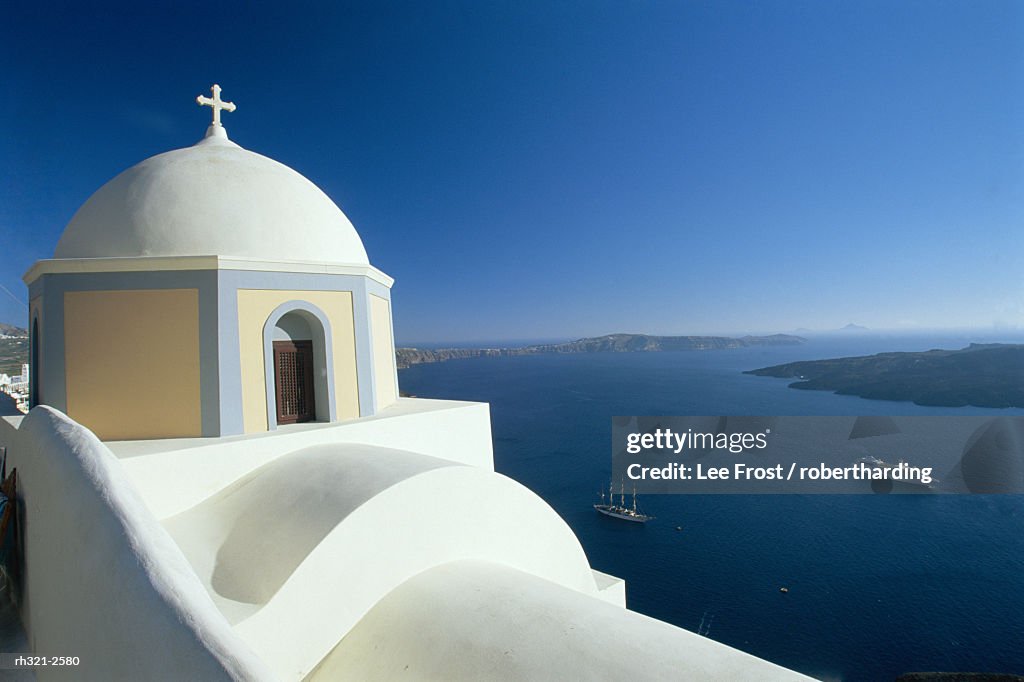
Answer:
[[196, 84, 236, 128]]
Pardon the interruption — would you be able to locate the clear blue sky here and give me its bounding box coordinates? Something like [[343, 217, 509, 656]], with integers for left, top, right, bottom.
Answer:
[[2, 1, 1022, 343]]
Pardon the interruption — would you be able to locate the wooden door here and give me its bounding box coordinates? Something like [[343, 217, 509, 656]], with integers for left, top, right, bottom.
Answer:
[[273, 340, 315, 424]]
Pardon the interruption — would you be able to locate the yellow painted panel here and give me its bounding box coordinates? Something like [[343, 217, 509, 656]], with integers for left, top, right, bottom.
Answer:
[[64, 289, 201, 440], [370, 294, 397, 409], [237, 290, 359, 433]]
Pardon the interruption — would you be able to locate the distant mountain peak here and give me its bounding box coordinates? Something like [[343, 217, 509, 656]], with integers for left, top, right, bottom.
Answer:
[[841, 323, 870, 331], [0, 323, 28, 338]]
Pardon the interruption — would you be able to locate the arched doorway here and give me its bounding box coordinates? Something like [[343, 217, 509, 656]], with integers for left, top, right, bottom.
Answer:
[[273, 313, 316, 424], [263, 303, 336, 429]]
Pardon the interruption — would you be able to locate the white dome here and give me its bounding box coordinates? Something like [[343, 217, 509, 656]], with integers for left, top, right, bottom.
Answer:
[[55, 132, 369, 264]]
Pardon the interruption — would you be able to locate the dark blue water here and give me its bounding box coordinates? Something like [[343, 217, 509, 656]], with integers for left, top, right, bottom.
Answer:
[[398, 336, 1024, 681]]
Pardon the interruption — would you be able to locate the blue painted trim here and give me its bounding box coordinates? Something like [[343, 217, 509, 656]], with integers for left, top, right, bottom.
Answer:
[[366, 278, 392, 300], [195, 270, 220, 437], [28, 278, 44, 300], [223, 270, 373, 291], [262, 301, 337, 431], [34, 270, 220, 435], [219, 269, 383, 419], [351, 278, 377, 416], [34, 267, 392, 436], [216, 271, 245, 435]]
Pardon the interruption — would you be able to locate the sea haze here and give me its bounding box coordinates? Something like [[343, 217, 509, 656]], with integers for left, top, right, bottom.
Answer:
[[395, 338, 575, 350], [398, 334, 1024, 682]]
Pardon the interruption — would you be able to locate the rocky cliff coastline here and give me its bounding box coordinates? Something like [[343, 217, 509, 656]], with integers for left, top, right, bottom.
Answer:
[[396, 333, 804, 369], [746, 343, 1024, 408]]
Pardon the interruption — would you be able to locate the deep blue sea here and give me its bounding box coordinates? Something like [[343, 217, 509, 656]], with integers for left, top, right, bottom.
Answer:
[[398, 334, 1024, 682]]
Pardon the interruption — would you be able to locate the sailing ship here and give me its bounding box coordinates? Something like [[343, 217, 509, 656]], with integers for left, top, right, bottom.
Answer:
[[594, 481, 653, 523]]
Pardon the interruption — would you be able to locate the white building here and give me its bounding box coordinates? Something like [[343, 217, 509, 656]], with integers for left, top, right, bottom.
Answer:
[[0, 87, 810, 681], [8, 365, 28, 393]]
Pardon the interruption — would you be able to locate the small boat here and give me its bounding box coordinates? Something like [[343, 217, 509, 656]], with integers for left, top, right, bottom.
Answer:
[[594, 482, 653, 523], [779, 587, 789, 594]]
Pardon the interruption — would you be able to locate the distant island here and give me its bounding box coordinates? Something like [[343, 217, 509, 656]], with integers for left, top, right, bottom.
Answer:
[[792, 323, 869, 334], [397, 333, 805, 369], [746, 343, 1024, 408]]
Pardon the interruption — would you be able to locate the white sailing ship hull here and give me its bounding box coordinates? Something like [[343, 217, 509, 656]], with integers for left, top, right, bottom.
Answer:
[[593, 504, 652, 523]]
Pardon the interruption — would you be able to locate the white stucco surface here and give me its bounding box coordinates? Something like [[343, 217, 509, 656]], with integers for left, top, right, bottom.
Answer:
[[591, 568, 627, 606], [54, 134, 369, 265], [311, 560, 815, 681], [163, 444, 599, 680], [3, 407, 274, 681], [110, 398, 494, 519], [0, 402, 818, 682]]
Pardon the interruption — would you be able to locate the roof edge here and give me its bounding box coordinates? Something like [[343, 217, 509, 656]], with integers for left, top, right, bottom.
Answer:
[[23, 256, 394, 288]]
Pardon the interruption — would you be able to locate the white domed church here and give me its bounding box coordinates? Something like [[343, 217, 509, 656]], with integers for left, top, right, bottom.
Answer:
[[28, 85, 395, 440], [1, 87, 808, 681]]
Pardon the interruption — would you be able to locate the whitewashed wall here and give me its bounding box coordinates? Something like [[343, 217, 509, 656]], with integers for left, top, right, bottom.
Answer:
[[3, 408, 274, 681]]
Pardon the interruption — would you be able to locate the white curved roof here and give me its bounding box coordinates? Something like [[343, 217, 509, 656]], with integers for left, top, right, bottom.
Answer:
[[55, 131, 369, 265], [311, 560, 815, 681]]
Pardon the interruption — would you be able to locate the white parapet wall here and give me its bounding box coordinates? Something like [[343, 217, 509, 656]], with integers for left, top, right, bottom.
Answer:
[[109, 397, 494, 519], [0, 403, 814, 682], [1, 407, 275, 682]]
